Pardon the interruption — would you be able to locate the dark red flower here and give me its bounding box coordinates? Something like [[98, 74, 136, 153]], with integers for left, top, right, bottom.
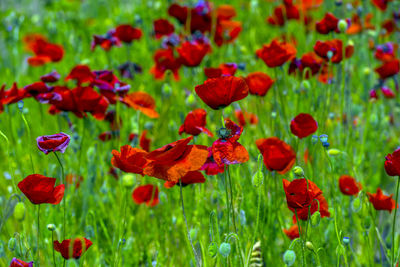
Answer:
[[244, 72, 275, 96], [53, 238, 92, 259], [65, 174, 84, 189], [375, 59, 400, 80], [24, 36, 64, 66], [256, 137, 296, 174], [41, 71, 60, 83], [98, 131, 113, 142], [143, 136, 209, 183], [283, 178, 330, 221], [18, 174, 65, 205], [177, 40, 211, 67], [123, 91, 159, 118], [266, 1, 300, 26], [313, 39, 344, 63], [168, 3, 212, 34], [9, 258, 33, 267], [204, 67, 223, 79], [179, 108, 213, 137], [256, 40, 297, 68], [36, 132, 70, 154], [338, 175, 362, 196], [371, 0, 393, 11], [65, 65, 95, 85], [289, 52, 323, 79], [132, 184, 159, 206], [382, 87, 396, 99], [139, 130, 151, 152], [153, 19, 175, 39], [375, 43, 397, 62], [214, 20, 242, 46], [24, 82, 50, 96], [367, 188, 397, 213], [111, 145, 148, 175], [200, 147, 226, 175], [1, 83, 29, 105], [283, 225, 300, 240], [195, 76, 248, 110], [150, 48, 181, 80], [113, 24, 142, 43], [315, 13, 340, 34], [164, 171, 206, 188], [234, 109, 258, 127], [212, 119, 249, 166], [290, 113, 318, 139], [91, 34, 121, 51], [384, 148, 400, 176]]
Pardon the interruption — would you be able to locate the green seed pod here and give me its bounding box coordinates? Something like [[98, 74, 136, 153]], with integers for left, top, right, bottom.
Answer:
[[13, 202, 25, 221], [293, 166, 304, 178], [342, 237, 350, 245], [305, 241, 314, 251], [283, 250, 296, 266], [219, 242, 231, 257], [47, 224, 56, 231], [8, 237, 16, 251], [122, 174, 135, 188], [327, 51, 334, 60], [252, 170, 264, 187], [363, 216, 372, 230], [311, 211, 321, 228], [327, 148, 341, 156], [338, 19, 348, 33], [351, 197, 362, 213], [208, 242, 218, 257], [301, 80, 311, 91], [161, 83, 172, 96], [186, 94, 196, 105]]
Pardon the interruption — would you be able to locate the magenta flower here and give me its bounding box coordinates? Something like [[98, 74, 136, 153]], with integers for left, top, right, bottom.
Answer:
[[36, 132, 71, 155]]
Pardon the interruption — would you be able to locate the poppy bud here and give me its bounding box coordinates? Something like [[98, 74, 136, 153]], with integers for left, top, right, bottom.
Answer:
[[47, 224, 56, 231], [190, 228, 198, 241], [363, 68, 371, 75], [208, 242, 218, 257], [301, 80, 310, 91], [342, 237, 350, 245], [186, 94, 196, 105], [283, 250, 296, 266], [327, 51, 334, 60], [319, 134, 328, 143], [17, 101, 24, 111], [322, 141, 330, 148], [305, 241, 314, 251], [13, 202, 25, 221], [311, 211, 321, 227], [122, 174, 135, 188], [252, 170, 264, 187], [161, 83, 172, 96], [351, 197, 362, 212], [338, 20, 348, 33], [327, 148, 341, 156], [293, 166, 304, 178], [312, 135, 319, 144], [219, 242, 231, 257], [85, 225, 95, 238], [8, 237, 16, 251], [335, 0, 342, 6], [363, 216, 372, 230]]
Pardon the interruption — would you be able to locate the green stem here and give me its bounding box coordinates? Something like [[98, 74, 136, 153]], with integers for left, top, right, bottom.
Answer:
[[37, 205, 40, 267], [54, 152, 66, 240], [295, 209, 305, 267], [392, 177, 400, 267], [227, 166, 237, 233], [51, 231, 57, 267], [21, 112, 35, 173]]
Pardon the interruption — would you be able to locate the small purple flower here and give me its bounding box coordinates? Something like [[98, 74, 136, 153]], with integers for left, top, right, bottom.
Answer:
[[10, 257, 34, 267], [36, 132, 71, 155]]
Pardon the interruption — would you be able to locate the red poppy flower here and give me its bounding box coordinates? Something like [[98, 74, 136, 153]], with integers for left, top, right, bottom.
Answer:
[[234, 109, 258, 127], [375, 59, 400, 80], [132, 184, 159, 206], [256, 137, 296, 174], [384, 148, 400, 176], [382, 87, 396, 99], [313, 39, 344, 63], [283, 178, 330, 220], [168, 3, 212, 34], [24, 36, 64, 66], [290, 113, 318, 139], [150, 48, 181, 80], [36, 132, 71, 154], [212, 119, 249, 166], [289, 52, 323, 79], [49, 86, 109, 120], [266, 1, 300, 26], [283, 225, 300, 240], [177, 40, 211, 67], [219, 63, 238, 76], [200, 147, 226, 175], [1, 83, 29, 105], [371, 0, 393, 11], [41, 71, 60, 83], [244, 72, 275, 96], [164, 171, 205, 188], [53, 238, 92, 259], [98, 131, 113, 142], [204, 67, 223, 79], [256, 40, 297, 68], [139, 130, 151, 152], [315, 13, 340, 34], [179, 108, 213, 137], [65, 65, 95, 85], [381, 20, 396, 36], [153, 19, 175, 39], [18, 174, 65, 205], [375, 43, 397, 62], [65, 174, 84, 189], [195, 76, 248, 110], [338, 175, 362, 196], [24, 82, 50, 97], [91, 34, 121, 51], [113, 24, 142, 43], [111, 145, 148, 175], [9, 258, 33, 267], [367, 188, 397, 213], [214, 20, 242, 46], [123, 91, 159, 118], [143, 136, 209, 183]]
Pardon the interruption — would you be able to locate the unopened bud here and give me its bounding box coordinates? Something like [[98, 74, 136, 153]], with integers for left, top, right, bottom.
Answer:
[[311, 211, 321, 228], [338, 19, 348, 33], [8, 237, 16, 251], [306, 241, 314, 251], [208, 242, 218, 257], [219, 242, 231, 257], [13, 202, 25, 221], [283, 250, 296, 266], [293, 166, 304, 178], [47, 224, 56, 231], [122, 174, 135, 188], [327, 148, 341, 156]]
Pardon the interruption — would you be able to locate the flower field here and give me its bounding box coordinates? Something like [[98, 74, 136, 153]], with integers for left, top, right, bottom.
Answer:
[[1, 0, 400, 266]]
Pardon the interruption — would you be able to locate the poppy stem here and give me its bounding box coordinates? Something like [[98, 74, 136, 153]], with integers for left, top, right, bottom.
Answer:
[[224, 169, 230, 232], [179, 179, 200, 267], [51, 231, 56, 267], [391, 177, 400, 267], [54, 152, 66, 240], [37, 205, 40, 267], [294, 209, 305, 267], [20, 112, 35, 173], [227, 166, 237, 233]]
